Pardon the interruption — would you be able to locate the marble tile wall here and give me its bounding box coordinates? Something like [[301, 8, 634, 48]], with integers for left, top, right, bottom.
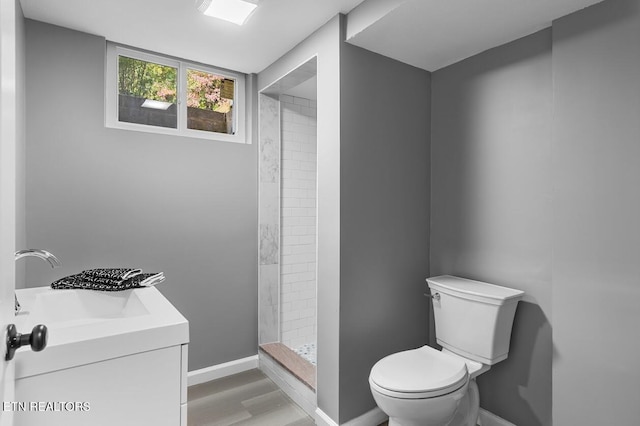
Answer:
[[259, 94, 280, 344]]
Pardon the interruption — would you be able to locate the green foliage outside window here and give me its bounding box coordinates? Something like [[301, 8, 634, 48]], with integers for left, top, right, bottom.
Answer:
[[118, 56, 177, 103]]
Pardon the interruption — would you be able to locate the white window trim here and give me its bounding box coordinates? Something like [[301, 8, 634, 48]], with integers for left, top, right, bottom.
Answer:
[[105, 43, 247, 144]]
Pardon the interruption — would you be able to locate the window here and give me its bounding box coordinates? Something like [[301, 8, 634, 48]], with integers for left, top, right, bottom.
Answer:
[[117, 55, 178, 129], [106, 44, 246, 143], [186, 68, 235, 134]]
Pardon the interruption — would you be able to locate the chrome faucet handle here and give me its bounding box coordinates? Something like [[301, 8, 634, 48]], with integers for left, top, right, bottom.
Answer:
[[13, 249, 60, 316], [14, 249, 61, 268]]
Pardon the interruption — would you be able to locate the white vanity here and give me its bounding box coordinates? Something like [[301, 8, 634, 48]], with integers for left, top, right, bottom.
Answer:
[[12, 286, 189, 426]]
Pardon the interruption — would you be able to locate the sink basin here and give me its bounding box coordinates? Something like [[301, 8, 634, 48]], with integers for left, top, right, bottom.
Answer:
[[14, 286, 188, 380], [26, 287, 149, 327]]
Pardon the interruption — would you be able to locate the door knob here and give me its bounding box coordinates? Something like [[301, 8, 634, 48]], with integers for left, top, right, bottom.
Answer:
[[5, 324, 48, 361]]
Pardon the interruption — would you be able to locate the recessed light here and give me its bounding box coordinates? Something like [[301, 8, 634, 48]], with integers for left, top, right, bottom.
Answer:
[[196, 0, 258, 26], [141, 99, 173, 110]]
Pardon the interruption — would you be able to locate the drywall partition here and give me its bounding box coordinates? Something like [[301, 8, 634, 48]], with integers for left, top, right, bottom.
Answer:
[[258, 15, 342, 421], [339, 43, 431, 423], [259, 15, 431, 422], [24, 20, 258, 372], [552, 1, 640, 423], [431, 30, 553, 426]]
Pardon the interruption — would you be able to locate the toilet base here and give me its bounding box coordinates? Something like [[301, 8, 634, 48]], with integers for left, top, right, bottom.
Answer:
[[383, 380, 479, 426], [388, 418, 435, 426], [447, 379, 479, 426]]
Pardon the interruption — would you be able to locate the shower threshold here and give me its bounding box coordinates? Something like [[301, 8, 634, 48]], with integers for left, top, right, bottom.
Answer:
[[259, 342, 316, 391]]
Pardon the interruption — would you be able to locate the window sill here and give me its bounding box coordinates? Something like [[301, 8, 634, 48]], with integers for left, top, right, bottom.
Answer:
[[105, 119, 247, 144]]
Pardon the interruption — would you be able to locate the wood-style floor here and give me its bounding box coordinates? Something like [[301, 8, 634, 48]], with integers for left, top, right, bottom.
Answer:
[[188, 369, 315, 426], [188, 368, 389, 426]]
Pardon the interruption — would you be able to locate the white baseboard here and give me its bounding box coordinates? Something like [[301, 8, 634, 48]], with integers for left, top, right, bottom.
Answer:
[[317, 406, 512, 426], [343, 407, 387, 426], [315, 407, 387, 426], [478, 408, 516, 426], [315, 408, 339, 426], [187, 354, 259, 387]]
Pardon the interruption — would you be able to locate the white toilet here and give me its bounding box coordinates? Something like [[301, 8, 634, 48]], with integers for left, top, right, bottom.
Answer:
[[369, 275, 524, 426]]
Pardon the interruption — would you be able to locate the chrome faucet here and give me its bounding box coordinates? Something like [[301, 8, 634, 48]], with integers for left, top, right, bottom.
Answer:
[[14, 249, 61, 313], [15, 249, 61, 268]]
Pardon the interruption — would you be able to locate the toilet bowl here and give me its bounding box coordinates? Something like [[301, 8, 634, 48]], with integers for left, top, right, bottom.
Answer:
[[369, 275, 524, 426], [369, 346, 482, 426]]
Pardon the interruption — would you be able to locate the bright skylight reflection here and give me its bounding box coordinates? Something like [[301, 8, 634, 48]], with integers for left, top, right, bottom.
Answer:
[[141, 99, 173, 110]]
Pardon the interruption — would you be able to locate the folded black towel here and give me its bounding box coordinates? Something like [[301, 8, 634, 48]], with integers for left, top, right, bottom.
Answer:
[[73, 268, 143, 286], [51, 272, 165, 291], [82, 268, 142, 281]]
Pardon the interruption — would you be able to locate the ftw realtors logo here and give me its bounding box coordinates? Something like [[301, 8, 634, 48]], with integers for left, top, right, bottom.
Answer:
[[2, 401, 90, 412]]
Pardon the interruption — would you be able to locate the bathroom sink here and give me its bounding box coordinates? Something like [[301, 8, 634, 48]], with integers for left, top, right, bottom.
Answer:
[[14, 286, 188, 380], [26, 288, 149, 327]]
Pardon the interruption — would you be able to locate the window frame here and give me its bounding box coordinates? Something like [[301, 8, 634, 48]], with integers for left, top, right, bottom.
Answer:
[[105, 43, 247, 144]]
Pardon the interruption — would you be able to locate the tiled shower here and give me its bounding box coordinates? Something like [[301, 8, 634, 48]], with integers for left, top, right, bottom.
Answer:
[[257, 58, 319, 382]]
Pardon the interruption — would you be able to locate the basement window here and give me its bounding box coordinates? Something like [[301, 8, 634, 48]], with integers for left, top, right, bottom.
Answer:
[[105, 43, 246, 143]]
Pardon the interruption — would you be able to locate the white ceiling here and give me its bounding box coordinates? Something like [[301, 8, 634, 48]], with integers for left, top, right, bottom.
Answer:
[[20, 0, 605, 75], [283, 76, 317, 101], [19, 0, 366, 74], [346, 0, 606, 72]]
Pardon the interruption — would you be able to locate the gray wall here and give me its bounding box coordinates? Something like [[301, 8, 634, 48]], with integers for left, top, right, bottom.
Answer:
[[431, 30, 553, 426], [24, 20, 258, 371], [552, 0, 640, 423], [15, 0, 26, 287], [339, 43, 431, 423]]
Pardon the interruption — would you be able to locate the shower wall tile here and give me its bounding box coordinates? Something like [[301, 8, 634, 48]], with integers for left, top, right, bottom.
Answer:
[[280, 95, 317, 350], [259, 182, 279, 265], [259, 223, 279, 265], [260, 136, 279, 183], [259, 94, 281, 266], [260, 182, 279, 225], [260, 95, 280, 183], [259, 264, 279, 344], [259, 94, 281, 344], [259, 93, 317, 349]]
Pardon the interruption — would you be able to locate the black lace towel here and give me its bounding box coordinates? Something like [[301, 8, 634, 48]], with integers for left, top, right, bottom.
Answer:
[[80, 268, 143, 285], [51, 272, 165, 291]]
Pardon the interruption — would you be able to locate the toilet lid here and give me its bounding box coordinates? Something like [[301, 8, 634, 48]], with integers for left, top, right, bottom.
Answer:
[[369, 346, 468, 399]]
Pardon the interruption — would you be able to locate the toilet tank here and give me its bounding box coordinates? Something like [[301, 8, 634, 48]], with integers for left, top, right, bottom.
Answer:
[[427, 275, 524, 365]]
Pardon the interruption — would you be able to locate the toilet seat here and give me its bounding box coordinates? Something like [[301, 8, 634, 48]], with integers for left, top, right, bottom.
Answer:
[[369, 346, 468, 399]]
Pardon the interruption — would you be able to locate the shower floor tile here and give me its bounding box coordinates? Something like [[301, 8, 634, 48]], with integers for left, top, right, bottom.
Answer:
[[294, 343, 316, 365]]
